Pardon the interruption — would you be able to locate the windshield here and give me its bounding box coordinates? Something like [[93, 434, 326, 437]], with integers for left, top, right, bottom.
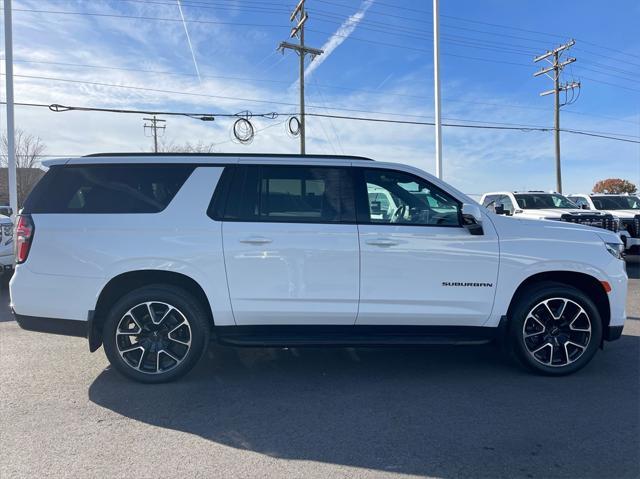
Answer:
[[514, 193, 578, 209], [592, 196, 640, 210]]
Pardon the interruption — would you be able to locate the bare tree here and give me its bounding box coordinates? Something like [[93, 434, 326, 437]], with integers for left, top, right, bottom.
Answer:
[[155, 140, 217, 153], [0, 129, 47, 206]]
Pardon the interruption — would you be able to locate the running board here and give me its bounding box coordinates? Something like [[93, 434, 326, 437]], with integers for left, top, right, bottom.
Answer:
[[214, 325, 496, 347]]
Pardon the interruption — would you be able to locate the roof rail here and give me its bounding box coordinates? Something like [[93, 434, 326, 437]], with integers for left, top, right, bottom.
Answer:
[[83, 152, 375, 161]]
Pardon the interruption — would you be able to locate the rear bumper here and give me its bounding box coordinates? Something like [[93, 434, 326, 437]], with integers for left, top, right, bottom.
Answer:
[[14, 312, 87, 338]]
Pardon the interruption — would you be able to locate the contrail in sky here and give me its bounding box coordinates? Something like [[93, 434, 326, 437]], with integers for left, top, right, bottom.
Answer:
[[177, 0, 201, 82], [302, 0, 374, 82]]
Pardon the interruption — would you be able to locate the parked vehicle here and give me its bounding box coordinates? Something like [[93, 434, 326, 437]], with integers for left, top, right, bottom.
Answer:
[[568, 193, 640, 252], [0, 205, 14, 217], [480, 191, 620, 233], [0, 214, 14, 278], [10, 154, 627, 382]]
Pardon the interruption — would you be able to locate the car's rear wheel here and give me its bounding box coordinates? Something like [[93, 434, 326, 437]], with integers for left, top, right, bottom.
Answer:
[[509, 282, 603, 375], [103, 285, 210, 383]]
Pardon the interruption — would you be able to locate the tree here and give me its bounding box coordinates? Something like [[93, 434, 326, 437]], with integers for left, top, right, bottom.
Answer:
[[0, 129, 46, 206], [593, 178, 637, 194], [155, 140, 217, 153]]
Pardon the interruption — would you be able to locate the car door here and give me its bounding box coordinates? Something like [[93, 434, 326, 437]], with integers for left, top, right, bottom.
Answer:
[[219, 164, 359, 325], [354, 167, 500, 326]]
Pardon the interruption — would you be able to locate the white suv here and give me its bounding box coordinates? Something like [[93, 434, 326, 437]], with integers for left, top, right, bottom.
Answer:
[[10, 154, 627, 382], [480, 191, 619, 233], [568, 194, 640, 252]]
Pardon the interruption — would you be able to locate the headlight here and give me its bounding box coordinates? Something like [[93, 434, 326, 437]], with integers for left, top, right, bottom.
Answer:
[[605, 242, 624, 260]]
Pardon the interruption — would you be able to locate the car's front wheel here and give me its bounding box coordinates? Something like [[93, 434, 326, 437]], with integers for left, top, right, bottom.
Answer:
[[103, 285, 210, 383], [509, 282, 603, 375]]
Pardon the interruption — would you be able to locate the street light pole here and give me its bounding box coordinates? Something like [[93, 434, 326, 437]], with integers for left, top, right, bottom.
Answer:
[[4, 0, 18, 217], [433, 0, 443, 179]]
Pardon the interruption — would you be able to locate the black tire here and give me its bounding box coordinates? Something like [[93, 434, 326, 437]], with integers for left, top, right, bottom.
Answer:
[[103, 285, 210, 383], [509, 281, 603, 376]]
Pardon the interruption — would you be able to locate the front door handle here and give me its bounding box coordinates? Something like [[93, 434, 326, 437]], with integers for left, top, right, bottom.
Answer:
[[365, 238, 399, 247], [239, 236, 273, 245]]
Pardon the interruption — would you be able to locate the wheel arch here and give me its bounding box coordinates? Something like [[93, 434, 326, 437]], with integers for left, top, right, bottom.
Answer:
[[506, 271, 610, 336], [90, 270, 214, 352]]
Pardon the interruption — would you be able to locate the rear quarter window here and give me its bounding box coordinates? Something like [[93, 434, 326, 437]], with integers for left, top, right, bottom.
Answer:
[[23, 164, 195, 214]]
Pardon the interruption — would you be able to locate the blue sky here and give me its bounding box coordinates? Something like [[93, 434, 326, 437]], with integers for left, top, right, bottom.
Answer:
[[1, 0, 639, 195]]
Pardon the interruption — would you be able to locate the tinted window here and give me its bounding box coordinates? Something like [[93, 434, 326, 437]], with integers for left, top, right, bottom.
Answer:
[[24, 164, 195, 214], [591, 196, 640, 210], [222, 165, 356, 223], [514, 193, 577, 209], [360, 169, 460, 226]]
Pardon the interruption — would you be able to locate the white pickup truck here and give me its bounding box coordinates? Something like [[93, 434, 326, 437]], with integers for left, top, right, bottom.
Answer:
[[568, 193, 640, 252], [480, 191, 619, 233]]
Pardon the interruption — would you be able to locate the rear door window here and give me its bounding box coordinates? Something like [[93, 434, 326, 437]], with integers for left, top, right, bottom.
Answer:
[[220, 165, 356, 223], [24, 164, 195, 214]]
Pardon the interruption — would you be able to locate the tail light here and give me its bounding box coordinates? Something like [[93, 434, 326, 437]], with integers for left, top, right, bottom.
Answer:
[[15, 215, 34, 264]]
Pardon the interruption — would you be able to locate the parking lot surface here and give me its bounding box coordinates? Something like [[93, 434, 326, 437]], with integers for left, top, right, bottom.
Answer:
[[1, 259, 639, 479]]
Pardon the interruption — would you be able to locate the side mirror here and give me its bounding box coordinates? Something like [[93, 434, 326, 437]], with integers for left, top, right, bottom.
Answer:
[[581, 204, 589, 210], [494, 204, 505, 215], [370, 201, 382, 215], [462, 203, 484, 236]]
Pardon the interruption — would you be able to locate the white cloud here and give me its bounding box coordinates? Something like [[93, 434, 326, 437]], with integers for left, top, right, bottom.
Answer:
[[302, 0, 375, 82]]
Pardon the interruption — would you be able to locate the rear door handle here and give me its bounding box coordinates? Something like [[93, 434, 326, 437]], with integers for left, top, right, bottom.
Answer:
[[239, 236, 273, 245], [365, 238, 399, 247]]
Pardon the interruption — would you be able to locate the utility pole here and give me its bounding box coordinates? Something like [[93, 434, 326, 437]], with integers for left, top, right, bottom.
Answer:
[[278, 0, 323, 155], [432, 0, 443, 179], [534, 39, 580, 194], [143, 116, 166, 153], [4, 0, 18, 217]]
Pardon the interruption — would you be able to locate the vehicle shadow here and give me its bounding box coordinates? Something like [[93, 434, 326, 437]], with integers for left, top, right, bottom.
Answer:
[[89, 337, 640, 478]]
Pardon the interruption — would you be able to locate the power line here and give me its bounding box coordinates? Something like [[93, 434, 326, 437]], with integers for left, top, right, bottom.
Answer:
[[312, 0, 640, 62], [12, 7, 285, 28], [9, 58, 635, 115], [12, 59, 637, 125], [3, 101, 638, 144], [6, 73, 300, 108], [17, 2, 640, 75], [5, 71, 639, 138], [13, 6, 640, 83]]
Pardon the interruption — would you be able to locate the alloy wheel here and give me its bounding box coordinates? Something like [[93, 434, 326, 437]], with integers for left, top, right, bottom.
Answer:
[[522, 297, 591, 367], [115, 301, 192, 374]]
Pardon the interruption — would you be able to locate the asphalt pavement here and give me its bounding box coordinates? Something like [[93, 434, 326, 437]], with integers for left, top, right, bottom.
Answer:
[[1, 260, 639, 479]]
